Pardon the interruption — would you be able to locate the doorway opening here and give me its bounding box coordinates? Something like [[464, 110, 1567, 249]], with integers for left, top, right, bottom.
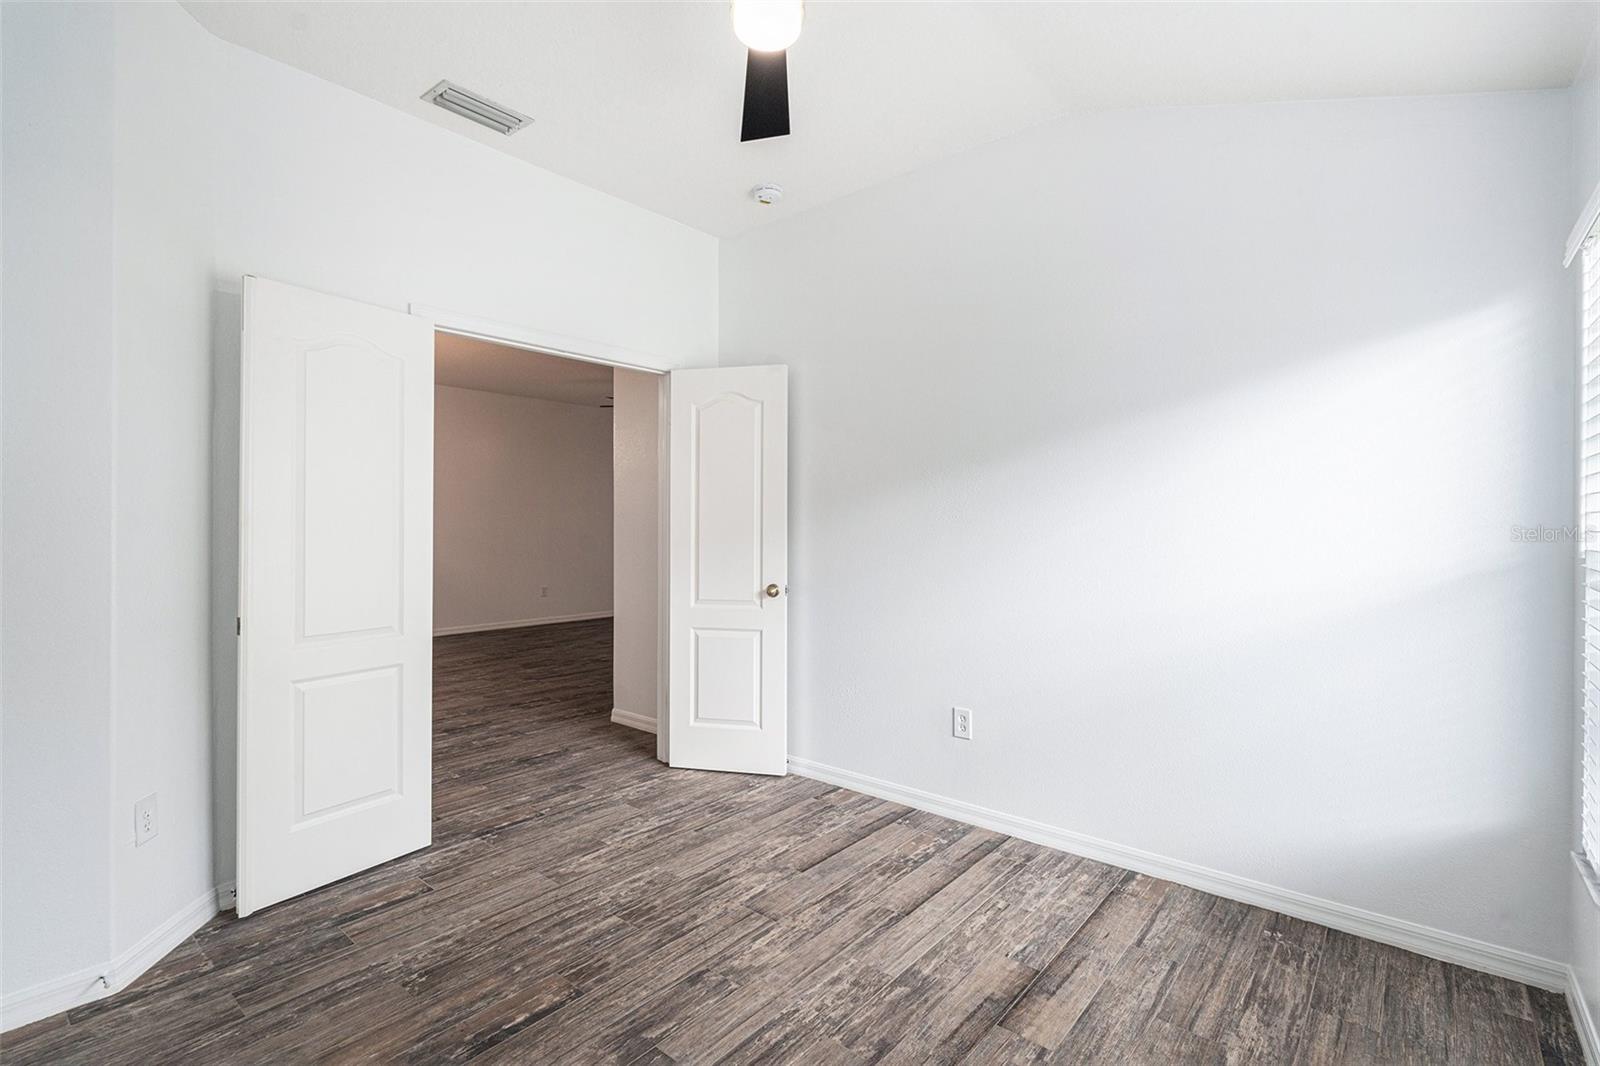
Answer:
[[233, 278, 783, 917], [431, 330, 667, 775]]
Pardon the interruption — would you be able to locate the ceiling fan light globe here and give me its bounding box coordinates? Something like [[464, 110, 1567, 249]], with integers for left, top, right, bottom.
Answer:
[[731, 0, 803, 52]]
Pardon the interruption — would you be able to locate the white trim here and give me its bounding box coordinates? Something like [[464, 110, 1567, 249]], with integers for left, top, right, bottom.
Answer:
[[654, 372, 671, 762], [433, 612, 613, 637], [415, 302, 674, 762], [788, 755, 1567, 992], [412, 303, 675, 375], [103, 889, 215, 994], [0, 887, 218, 1033], [0, 964, 109, 1036], [1569, 181, 1600, 267], [1571, 965, 1600, 1066], [236, 278, 258, 918], [611, 707, 658, 734]]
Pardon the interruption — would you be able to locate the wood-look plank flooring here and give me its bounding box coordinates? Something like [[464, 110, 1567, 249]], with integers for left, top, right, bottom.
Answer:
[[3, 620, 1583, 1064]]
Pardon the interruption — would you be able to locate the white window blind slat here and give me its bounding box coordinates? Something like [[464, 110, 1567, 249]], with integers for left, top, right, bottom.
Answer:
[[1582, 283, 1600, 317], [1580, 240, 1600, 873]]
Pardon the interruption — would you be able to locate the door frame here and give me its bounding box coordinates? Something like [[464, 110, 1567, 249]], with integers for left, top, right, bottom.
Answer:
[[412, 304, 673, 760]]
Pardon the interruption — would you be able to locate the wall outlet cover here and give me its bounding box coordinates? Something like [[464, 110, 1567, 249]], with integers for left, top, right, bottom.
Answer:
[[134, 793, 158, 846], [952, 707, 973, 740]]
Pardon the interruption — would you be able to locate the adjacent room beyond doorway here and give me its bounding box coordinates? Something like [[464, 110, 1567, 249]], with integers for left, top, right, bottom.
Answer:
[[432, 333, 662, 764]]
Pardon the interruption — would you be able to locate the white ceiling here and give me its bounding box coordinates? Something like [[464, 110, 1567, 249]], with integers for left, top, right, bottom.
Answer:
[[435, 333, 614, 408], [183, 1, 1597, 237]]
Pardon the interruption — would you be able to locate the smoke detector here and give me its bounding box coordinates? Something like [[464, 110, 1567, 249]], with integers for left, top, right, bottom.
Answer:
[[751, 183, 784, 206]]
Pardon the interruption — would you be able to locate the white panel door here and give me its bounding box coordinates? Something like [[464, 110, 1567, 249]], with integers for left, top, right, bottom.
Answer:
[[668, 366, 787, 775], [237, 276, 434, 916]]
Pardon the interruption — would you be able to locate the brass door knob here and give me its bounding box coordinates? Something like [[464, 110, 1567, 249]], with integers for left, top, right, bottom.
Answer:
[[765, 584, 782, 598]]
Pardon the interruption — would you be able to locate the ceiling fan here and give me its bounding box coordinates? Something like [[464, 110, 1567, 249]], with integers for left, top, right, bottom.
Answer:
[[732, 0, 803, 142]]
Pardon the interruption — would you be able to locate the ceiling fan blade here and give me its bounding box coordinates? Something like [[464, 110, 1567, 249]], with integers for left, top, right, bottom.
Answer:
[[740, 48, 790, 142]]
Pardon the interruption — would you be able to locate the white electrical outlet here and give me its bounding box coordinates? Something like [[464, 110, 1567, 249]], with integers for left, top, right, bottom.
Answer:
[[540, 585, 549, 598], [952, 707, 973, 740], [134, 793, 158, 846]]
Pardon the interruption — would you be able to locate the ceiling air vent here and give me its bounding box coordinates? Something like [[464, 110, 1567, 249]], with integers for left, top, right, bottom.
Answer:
[[421, 80, 532, 136]]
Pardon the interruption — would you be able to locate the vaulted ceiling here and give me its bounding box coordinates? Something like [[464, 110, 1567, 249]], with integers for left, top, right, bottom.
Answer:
[[183, 1, 1597, 236]]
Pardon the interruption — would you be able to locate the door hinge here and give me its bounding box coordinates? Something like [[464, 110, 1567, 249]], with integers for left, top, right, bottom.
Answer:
[[235, 616, 241, 636]]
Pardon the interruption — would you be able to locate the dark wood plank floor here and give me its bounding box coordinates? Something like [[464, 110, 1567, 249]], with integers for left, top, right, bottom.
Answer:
[[4, 620, 1583, 1064]]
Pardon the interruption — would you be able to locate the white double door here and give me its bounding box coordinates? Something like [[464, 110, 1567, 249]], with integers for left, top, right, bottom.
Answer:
[[236, 277, 788, 916]]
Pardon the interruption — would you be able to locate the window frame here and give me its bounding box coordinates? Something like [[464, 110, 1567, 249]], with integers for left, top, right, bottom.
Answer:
[[1576, 222, 1600, 904]]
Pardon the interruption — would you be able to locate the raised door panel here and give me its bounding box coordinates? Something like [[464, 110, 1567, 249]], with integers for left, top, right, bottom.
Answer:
[[299, 340, 406, 640], [691, 628, 762, 728], [692, 393, 763, 607], [295, 666, 403, 823]]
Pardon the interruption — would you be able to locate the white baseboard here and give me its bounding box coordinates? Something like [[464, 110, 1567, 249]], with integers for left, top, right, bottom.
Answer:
[[1570, 965, 1599, 1066], [104, 889, 217, 992], [433, 611, 613, 637], [0, 886, 218, 1033], [0, 964, 110, 1036], [787, 755, 1567, 992], [611, 707, 657, 734]]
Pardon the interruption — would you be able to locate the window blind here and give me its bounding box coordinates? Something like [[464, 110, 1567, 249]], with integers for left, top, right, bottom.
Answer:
[[1583, 239, 1600, 871]]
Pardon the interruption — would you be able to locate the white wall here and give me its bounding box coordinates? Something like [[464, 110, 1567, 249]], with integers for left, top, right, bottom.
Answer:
[[612, 369, 662, 730], [434, 386, 613, 632], [1, 0, 117, 1001], [722, 91, 1575, 965], [1575, 30, 1599, 214], [1, 0, 717, 1022], [111, 0, 218, 970]]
